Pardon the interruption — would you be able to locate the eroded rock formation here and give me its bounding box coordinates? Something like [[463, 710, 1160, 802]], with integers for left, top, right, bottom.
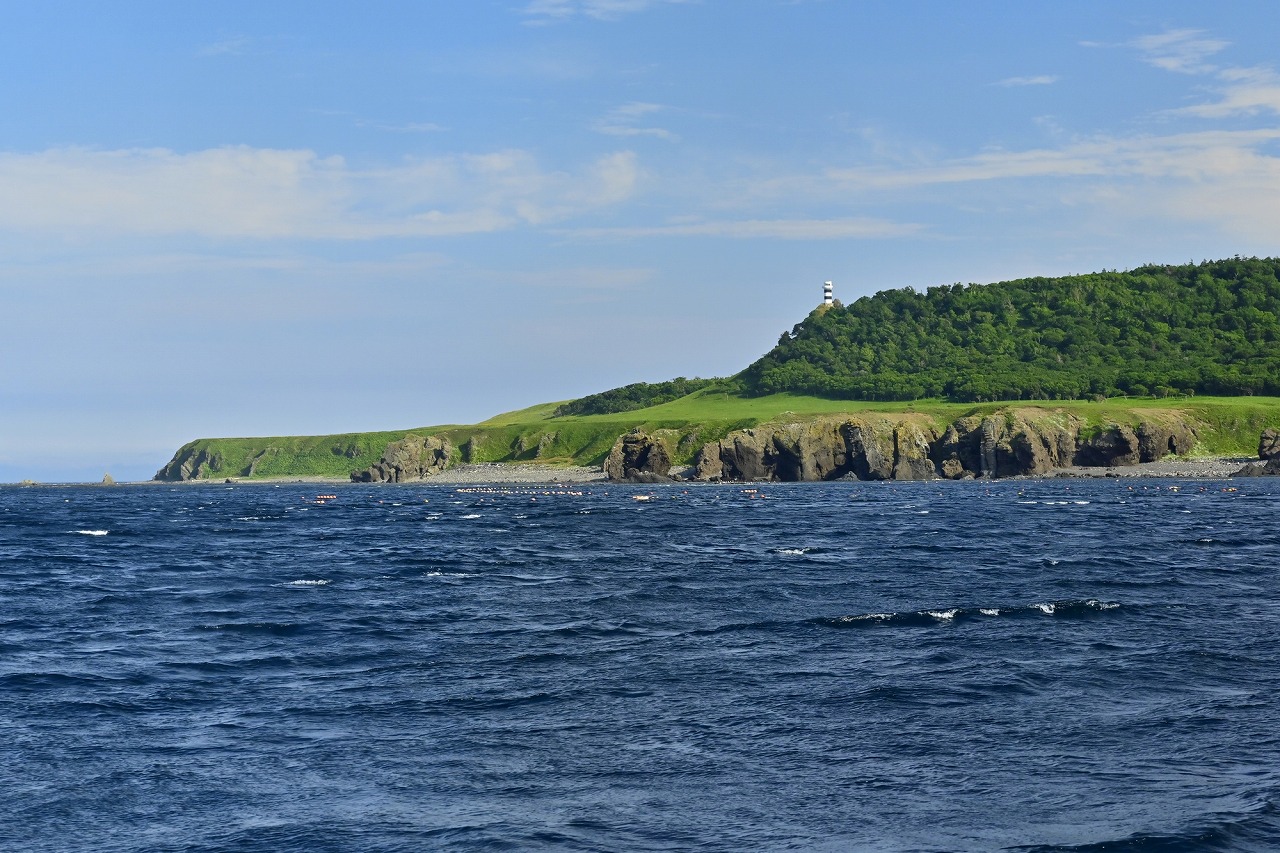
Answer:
[[688, 410, 1200, 482], [350, 434, 453, 483], [155, 446, 223, 481], [605, 429, 673, 482]]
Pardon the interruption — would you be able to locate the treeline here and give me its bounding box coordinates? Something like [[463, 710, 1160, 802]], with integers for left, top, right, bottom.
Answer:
[[738, 257, 1280, 402], [553, 377, 718, 417]]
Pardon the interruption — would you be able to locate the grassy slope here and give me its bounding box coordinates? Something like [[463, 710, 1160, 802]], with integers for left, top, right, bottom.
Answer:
[[159, 392, 1280, 480]]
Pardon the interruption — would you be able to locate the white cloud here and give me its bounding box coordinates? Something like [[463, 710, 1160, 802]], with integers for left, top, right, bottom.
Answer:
[[1131, 29, 1228, 75], [1171, 65, 1280, 118], [0, 146, 639, 240], [824, 129, 1280, 188], [523, 0, 687, 21], [814, 128, 1280, 242], [995, 75, 1059, 87], [564, 217, 921, 240], [593, 102, 678, 140]]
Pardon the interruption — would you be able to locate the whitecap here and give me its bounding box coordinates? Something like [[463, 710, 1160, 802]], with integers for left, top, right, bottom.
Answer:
[[74, 529, 109, 536], [460, 514, 482, 519], [926, 609, 959, 620], [1034, 603, 1056, 614], [776, 548, 810, 556], [1073, 500, 1090, 505], [279, 579, 330, 587], [979, 608, 1000, 616]]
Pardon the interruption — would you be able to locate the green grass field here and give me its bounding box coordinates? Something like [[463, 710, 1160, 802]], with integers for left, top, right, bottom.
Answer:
[[156, 391, 1280, 480]]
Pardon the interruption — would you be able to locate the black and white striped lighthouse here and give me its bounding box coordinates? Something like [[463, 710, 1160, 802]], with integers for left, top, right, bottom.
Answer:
[[823, 280, 834, 305]]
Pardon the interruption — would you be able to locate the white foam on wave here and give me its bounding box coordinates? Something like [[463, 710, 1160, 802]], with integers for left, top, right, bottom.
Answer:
[[980, 608, 1000, 616], [460, 514, 482, 520], [1034, 603, 1056, 614], [840, 613, 892, 623], [73, 529, 109, 536], [926, 608, 959, 620], [776, 547, 810, 556], [278, 579, 330, 587], [424, 571, 472, 578]]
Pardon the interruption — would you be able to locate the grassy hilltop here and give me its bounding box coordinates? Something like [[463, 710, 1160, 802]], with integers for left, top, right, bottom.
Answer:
[[156, 258, 1280, 480]]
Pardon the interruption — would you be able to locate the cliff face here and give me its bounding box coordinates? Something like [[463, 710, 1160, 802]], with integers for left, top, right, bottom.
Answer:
[[685, 410, 1200, 482], [604, 429, 674, 482], [350, 434, 453, 483], [154, 445, 223, 481]]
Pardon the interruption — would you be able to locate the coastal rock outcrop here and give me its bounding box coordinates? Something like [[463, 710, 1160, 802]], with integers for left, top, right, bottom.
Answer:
[[1232, 428, 1280, 476], [155, 445, 223, 481], [351, 434, 453, 483], [690, 409, 1203, 482], [692, 418, 939, 482], [930, 413, 1077, 479], [1259, 428, 1280, 461], [604, 429, 673, 482]]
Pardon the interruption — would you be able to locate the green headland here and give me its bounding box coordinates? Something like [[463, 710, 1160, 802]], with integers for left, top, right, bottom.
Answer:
[[156, 257, 1280, 481]]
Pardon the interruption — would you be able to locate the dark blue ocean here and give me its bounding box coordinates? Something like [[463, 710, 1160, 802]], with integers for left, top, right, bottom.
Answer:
[[3, 478, 1279, 852]]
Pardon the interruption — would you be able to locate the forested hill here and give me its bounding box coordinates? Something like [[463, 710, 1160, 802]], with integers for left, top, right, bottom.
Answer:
[[738, 257, 1280, 402]]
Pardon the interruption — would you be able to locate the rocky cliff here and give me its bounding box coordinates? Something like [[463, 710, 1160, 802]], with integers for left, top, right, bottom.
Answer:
[[604, 429, 674, 482], [350, 434, 453, 483], [154, 445, 224, 481], [686, 409, 1200, 482]]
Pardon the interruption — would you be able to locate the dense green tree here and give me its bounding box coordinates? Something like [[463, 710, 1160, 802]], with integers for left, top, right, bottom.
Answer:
[[737, 258, 1280, 402]]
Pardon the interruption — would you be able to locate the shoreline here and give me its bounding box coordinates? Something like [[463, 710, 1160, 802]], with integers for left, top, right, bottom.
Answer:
[[12, 455, 1262, 487]]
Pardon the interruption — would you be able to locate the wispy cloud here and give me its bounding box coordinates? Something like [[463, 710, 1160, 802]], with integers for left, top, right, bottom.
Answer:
[[565, 217, 921, 240], [0, 146, 639, 239], [1171, 65, 1280, 118], [995, 75, 1059, 87], [198, 35, 253, 57], [1121, 28, 1280, 118], [593, 102, 678, 140], [1131, 29, 1228, 75], [523, 0, 687, 22], [825, 129, 1280, 188]]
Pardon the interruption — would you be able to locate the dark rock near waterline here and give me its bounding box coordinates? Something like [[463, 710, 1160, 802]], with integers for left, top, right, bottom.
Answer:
[[692, 418, 941, 483], [351, 434, 453, 483], [1232, 457, 1280, 477], [689, 411, 1202, 482], [605, 429, 673, 482], [1233, 428, 1280, 476], [1259, 428, 1280, 461]]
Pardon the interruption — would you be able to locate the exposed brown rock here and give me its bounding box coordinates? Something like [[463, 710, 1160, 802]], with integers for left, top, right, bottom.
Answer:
[[351, 434, 453, 483], [604, 430, 673, 481], [1259, 428, 1280, 461]]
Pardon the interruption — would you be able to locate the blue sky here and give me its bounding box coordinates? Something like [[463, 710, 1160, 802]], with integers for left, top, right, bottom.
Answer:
[[3, 1, 1279, 481]]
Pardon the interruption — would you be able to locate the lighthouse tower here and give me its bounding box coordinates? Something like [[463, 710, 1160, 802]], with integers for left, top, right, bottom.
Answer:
[[823, 280, 834, 306]]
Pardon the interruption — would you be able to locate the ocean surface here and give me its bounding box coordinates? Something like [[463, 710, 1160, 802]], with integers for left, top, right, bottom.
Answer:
[[2, 478, 1279, 852]]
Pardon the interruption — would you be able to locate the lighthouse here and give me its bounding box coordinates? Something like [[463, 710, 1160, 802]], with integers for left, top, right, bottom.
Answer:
[[823, 280, 833, 306]]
